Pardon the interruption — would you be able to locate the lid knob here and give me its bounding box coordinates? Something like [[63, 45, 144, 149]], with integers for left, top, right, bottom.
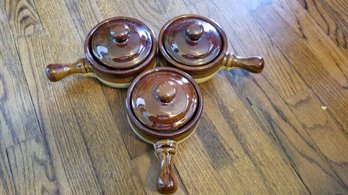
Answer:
[[110, 23, 130, 43], [185, 22, 203, 41], [156, 81, 177, 103]]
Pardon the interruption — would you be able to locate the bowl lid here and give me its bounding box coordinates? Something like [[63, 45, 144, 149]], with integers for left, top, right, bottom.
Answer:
[[90, 17, 153, 69], [130, 68, 199, 131], [162, 15, 223, 66]]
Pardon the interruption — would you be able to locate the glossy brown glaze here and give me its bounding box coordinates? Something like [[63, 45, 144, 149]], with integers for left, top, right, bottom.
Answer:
[[226, 53, 264, 73], [126, 67, 203, 139], [162, 16, 223, 66], [185, 22, 204, 41], [158, 14, 264, 82], [110, 23, 130, 43], [159, 15, 227, 75], [93, 54, 156, 84], [156, 81, 177, 103], [90, 18, 152, 69], [46, 58, 92, 82], [45, 16, 156, 87], [130, 71, 198, 131], [155, 140, 178, 194], [126, 67, 203, 194], [85, 17, 157, 78], [127, 110, 200, 143], [158, 51, 222, 79]]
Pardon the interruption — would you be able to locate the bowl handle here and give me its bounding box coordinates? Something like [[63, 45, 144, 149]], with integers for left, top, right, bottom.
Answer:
[[45, 58, 92, 82], [222, 52, 264, 73], [154, 139, 178, 194]]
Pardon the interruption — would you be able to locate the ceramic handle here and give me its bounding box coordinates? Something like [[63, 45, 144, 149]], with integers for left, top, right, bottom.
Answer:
[[45, 58, 92, 82], [224, 52, 264, 73], [154, 140, 178, 194]]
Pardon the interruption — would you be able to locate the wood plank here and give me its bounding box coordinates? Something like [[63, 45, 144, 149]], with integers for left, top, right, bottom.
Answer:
[[16, 25, 145, 195], [296, 0, 348, 53], [174, 134, 227, 194], [62, 0, 102, 40], [14, 0, 104, 193], [245, 1, 348, 131], [198, 74, 309, 194], [0, 143, 15, 195], [209, 0, 348, 193], [286, 92, 348, 185], [227, 71, 348, 194], [188, 0, 348, 193], [94, 0, 172, 31], [15, 0, 147, 193], [17, 33, 102, 195], [243, 6, 348, 187], [0, 3, 55, 195], [6, 135, 59, 194], [264, 0, 348, 93], [2, 0, 42, 37], [0, 0, 40, 148]]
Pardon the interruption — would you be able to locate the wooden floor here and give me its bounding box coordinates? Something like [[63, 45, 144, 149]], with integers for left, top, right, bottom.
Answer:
[[0, 0, 347, 194]]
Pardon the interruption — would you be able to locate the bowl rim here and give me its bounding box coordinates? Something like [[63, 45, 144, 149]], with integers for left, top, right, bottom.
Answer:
[[84, 16, 157, 77], [158, 14, 228, 73], [125, 67, 204, 139]]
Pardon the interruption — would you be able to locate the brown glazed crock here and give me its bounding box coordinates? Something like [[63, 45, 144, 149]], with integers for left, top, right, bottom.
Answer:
[[158, 14, 264, 83], [45, 16, 156, 88], [126, 67, 203, 194]]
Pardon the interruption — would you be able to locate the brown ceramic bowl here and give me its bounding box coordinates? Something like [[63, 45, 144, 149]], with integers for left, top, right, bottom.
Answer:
[[158, 14, 264, 83], [45, 16, 156, 88], [126, 67, 203, 194]]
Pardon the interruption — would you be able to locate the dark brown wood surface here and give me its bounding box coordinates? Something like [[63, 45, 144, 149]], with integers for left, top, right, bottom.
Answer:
[[0, 0, 347, 194]]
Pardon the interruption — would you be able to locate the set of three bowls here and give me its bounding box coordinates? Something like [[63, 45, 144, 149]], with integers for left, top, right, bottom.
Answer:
[[46, 15, 264, 194]]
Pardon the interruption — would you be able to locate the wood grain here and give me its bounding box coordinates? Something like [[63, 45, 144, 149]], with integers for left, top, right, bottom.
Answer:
[[2, 0, 42, 37], [0, 0, 40, 148], [297, 0, 348, 50], [14, 0, 147, 193], [209, 0, 348, 193], [249, 1, 348, 131], [17, 33, 101, 194], [0, 0, 347, 194], [0, 143, 14, 195], [228, 72, 348, 194], [6, 135, 58, 194], [197, 75, 308, 194]]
